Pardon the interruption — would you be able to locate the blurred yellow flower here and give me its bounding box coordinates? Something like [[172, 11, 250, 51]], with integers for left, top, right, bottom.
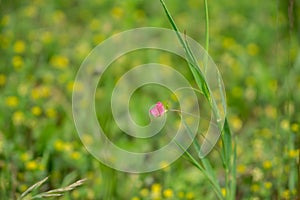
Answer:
[[89, 19, 101, 31], [237, 164, 246, 173], [52, 10, 66, 24], [111, 7, 124, 19], [291, 123, 299, 132], [71, 151, 81, 160], [46, 108, 57, 118], [54, 140, 64, 151], [14, 40, 26, 54], [12, 56, 24, 69], [260, 128, 272, 138], [186, 192, 195, 199], [231, 86, 243, 98], [131, 197, 140, 200], [281, 190, 290, 199], [140, 188, 149, 197], [264, 105, 277, 119], [247, 43, 259, 56], [263, 160, 272, 169], [13, 111, 24, 125], [41, 31, 53, 44], [151, 183, 161, 199], [71, 190, 80, 199], [177, 191, 184, 198], [251, 184, 259, 193], [50, 55, 69, 69], [230, 115, 243, 132], [163, 189, 173, 198], [20, 152, 31, 162], [5, 96, 19, 107], [31, 86, 50, 100], [288, 149, 299, 158], [1, 15, 10, 26], [264, 181, 272, 189], [93, 34, 105, 45], [23, 5, 37, 18], [159, 161, 170, 171], [151, 183, 161, 193], [25, 160, 38, 170], [0, 74, 6, 86], [222, 37, 236, 49], [280, 120, 290, 131], [31, 106, 42, 116], [19, 184, 27, 193], [221, 188, 226, 197]]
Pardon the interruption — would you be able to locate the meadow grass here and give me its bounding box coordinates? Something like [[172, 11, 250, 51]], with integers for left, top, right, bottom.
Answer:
[[0, 0, 299, 199]]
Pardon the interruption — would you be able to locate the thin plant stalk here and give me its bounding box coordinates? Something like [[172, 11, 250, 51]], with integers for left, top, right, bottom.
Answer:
[[159, 0, 236, 199]]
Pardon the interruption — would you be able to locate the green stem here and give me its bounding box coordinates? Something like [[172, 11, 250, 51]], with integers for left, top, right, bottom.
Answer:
[[204, 0, 209, 53], [203, 0, 209, 74]]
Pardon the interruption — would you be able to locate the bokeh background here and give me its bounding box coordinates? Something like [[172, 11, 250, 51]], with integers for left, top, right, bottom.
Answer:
[[0, 0, 299, 199]]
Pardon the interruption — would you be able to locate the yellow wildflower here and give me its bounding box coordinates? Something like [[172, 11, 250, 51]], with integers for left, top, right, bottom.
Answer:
[[1, 15, 10, 26], [14, 40, 25, 53], [291, 123, 299, 132], [151, 183, 161, 199], [237, 164, 246, 173], [54, 140, 64, 151], [230, 115, 243, 131], [186, 192, 195, 199], [20, 152, 30, 162], [71, 151, 81, 160], [31, 86, 50, 99], [41, 31, 53, 44], [19, 184, 27, 193], [263, 160, 272, 169], [222, 37, 236, 49], [163, 189, 173, 198], [12, 56, 24, 69], [140, 188, 149, 197], [280, 120, 290, 131], [46, 108, 57, 118], [177, 191, 184, 198], [31, 106, 42, 116], [89, 19, 101, 31], [247, 43, 259, 56], [264, 105, 277, 119], [151, 183, 162, 193], [13, 111, 24, 125], [281, 190, 290, 199], [0, 74, 6, 86], [71, 190, 80, 199], [159, 161, 170, 171], [50, 55, 69, 69], [251, 184, 259, 193], [111, 7, 124, 19], [131, 197, 140, 200], [25, 160, 38, 170], [5, 96, 19, 107], [288, 149, 299, 158], [264, 182, 272, 189], [221, 188, 226, 197]]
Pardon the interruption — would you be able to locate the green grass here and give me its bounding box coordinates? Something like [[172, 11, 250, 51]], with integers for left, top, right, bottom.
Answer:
[[0, 0, 299, 199]]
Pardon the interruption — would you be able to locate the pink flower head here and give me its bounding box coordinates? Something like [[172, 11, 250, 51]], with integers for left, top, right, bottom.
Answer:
[[150, 102, 166, 117]]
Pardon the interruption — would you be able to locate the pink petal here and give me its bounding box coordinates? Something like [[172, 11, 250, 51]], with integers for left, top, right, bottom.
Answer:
[[150, 102, 165, 117], [150, 108, 160, 117]]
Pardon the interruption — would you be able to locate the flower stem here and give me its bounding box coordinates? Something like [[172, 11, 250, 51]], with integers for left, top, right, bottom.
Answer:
[[204, 0, 209, 53]]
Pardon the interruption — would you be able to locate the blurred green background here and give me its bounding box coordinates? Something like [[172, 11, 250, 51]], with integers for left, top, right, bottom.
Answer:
[[0, 0, 299, 199]]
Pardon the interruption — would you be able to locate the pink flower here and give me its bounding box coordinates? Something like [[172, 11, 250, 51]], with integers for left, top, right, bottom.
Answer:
[[150, 102, 166, 117]]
